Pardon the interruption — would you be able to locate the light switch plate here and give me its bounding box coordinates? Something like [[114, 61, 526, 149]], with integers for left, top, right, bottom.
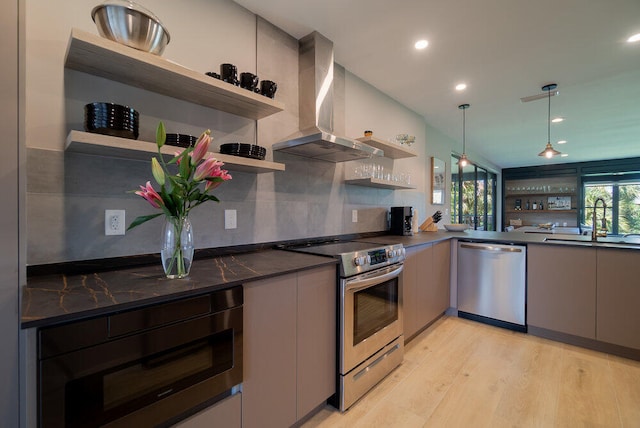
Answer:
[[352, 209, 358, 223], [225, 209, 237, 229]]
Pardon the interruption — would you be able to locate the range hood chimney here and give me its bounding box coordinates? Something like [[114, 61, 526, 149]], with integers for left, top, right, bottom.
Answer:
[[272, 32, 383, 162]]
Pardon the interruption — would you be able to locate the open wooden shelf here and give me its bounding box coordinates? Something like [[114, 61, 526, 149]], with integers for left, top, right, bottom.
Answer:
[[506, 192, 576, 198], [66, 130, 285, 174], [64, 28, 284, 120], [506, 209, 577, 214], [344, 177, 416, 190], [356, 136, 418, 159]]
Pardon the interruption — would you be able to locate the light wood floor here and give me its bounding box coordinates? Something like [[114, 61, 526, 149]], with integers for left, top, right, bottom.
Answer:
[[302, 316, 640, 428]]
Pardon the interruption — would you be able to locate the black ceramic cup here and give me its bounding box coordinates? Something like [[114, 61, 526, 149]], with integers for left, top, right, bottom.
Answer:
[[260, 80, 277, 98], [220, 63, 238, 85], [240, 72, 259, 91]]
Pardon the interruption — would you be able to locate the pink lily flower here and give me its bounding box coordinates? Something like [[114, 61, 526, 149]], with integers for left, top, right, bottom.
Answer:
[[194, 157, 224, 181], [190, 131, 211, 164], [134, 181, 164, 208], [205, 169, 231, 191]]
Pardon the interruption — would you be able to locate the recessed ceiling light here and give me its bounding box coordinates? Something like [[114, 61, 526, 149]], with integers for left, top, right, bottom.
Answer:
[[415, 39, 429, 50], [561, 153, 569, 157], [551, 117, 564, 123], [557, 140, 567, 144], [627, 33, 640, 43], [455, 83, 467, 91]]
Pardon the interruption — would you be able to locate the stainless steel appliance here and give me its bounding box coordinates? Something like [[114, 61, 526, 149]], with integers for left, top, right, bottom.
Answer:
[[288, 241, 405, 411], [457, 241, 527, 332], [38, 286, 243, 428], [273, 32, 383, 162], [390, 206, 413, 236]]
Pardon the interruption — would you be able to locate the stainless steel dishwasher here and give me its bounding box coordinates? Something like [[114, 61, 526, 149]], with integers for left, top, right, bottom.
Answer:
[[457, 241, 527, 332]]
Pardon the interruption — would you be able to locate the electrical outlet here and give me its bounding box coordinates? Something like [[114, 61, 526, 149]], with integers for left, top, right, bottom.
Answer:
[[225, 209, 237, 229], [352, 209, 358, 223], [105, 210, 126, 235]]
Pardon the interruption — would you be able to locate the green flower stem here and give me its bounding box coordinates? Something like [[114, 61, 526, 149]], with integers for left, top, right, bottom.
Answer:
[[165, 216, 187, 278]]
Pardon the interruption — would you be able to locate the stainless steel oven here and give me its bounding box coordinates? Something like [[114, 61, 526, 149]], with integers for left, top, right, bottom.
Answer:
[[38, 286, 242, 428], [340, 257, 404, 411], [286, 241, 405, 411], [342, 263, 403, 372]]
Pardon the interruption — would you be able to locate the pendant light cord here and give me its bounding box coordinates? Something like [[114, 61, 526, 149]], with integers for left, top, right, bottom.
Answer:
[[547, 88, 551, 143], [458, 103, 470, 155], [463, 107, 466, 153]]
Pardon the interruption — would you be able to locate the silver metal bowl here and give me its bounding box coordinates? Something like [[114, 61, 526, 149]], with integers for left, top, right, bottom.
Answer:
[[91, 1, 170, 55]]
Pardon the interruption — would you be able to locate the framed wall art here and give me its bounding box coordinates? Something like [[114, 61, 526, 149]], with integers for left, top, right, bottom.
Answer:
[[431, 157, 445, 205]]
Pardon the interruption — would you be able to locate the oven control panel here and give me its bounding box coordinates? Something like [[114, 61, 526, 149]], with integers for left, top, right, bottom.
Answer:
[[345, 244, 405, 277], [369, 249, 388, 265]]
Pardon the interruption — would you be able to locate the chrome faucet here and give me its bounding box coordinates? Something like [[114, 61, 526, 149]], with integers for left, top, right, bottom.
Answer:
[[591, 197, 607, 241]]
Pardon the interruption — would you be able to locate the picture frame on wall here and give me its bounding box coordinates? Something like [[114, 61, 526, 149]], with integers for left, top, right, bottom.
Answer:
[[431, 157, 445, 205]]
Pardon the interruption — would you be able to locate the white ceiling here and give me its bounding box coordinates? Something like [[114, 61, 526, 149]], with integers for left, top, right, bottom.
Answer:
[[234, 0, 640, 169]]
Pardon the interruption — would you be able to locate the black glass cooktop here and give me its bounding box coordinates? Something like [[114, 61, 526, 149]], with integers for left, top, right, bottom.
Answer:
[[286, 241, 391, 257]]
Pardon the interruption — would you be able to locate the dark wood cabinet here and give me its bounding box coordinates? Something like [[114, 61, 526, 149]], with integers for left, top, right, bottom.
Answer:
[[503, 177, 578, 230]]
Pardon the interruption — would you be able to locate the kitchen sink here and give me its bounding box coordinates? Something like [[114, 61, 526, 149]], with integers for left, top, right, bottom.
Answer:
[[543, 237, 640, 248], [543, 237, 594, 246]]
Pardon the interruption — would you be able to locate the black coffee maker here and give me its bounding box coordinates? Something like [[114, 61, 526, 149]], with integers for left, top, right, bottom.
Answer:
[[390, 206, 413, 236]]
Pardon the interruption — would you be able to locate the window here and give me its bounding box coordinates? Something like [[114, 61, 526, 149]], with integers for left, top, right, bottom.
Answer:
[[451, 155, 496, 231], [583, 178, 640, 235]]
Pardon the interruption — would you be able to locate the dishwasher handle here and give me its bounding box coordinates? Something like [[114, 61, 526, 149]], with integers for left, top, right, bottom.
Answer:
[[459, 243, 523, 253]]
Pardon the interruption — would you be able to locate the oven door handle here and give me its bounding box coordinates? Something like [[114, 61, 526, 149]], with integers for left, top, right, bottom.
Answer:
[[346, 265, 403, 292]]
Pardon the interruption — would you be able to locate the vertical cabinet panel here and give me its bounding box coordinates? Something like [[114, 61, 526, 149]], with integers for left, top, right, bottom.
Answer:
[[430, 240, 451, 319], [596, 249, 640, 350], [402, 246, 420, 340], [175, 393, 241, 428], [403, 241, 451, 342], [243, 265, 337, 427], [296, 266, 337, 418], [415, 244, 435, 329], [527, 244, 597, 339], [243, 274, 297, 428]]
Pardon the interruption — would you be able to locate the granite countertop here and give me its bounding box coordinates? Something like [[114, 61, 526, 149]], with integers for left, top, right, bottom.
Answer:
[[22, 230, 640, 329], [360, 229, 640, 249], [357, 230, 548, 247], [22, 249, 337, 329]]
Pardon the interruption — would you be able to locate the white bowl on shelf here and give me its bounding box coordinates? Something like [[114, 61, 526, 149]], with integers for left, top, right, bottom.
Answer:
[[444, 224, 468, 232]]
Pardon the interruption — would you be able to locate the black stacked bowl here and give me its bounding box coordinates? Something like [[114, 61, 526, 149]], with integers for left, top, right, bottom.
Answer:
[[84, 102, 139, 139], [165, 133, 197, 148], [220, 143, 266, 160]]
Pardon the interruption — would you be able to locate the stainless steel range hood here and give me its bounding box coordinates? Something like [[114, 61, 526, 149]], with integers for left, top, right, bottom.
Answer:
[[273, 32, 383, 162]]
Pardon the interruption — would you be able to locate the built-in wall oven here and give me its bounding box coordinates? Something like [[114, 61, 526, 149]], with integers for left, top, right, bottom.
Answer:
[[38, 286, 243, 428], [288, 241, 405, 411]]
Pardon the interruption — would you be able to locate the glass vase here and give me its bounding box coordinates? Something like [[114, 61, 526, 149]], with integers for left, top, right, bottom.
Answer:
[[161, 215, 194, 279]]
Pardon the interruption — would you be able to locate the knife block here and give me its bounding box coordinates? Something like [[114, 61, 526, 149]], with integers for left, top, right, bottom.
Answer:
[[419, 217, 438, 232]]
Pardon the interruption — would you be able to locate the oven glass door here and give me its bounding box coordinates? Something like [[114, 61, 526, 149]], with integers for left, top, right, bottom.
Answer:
[[353, 277, 398, 345], [342, 264, 403, 374]]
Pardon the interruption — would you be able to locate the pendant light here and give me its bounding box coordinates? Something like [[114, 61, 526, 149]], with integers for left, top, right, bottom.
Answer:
[[538, 83, 562, 158], [458, 104, 470, 167]]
